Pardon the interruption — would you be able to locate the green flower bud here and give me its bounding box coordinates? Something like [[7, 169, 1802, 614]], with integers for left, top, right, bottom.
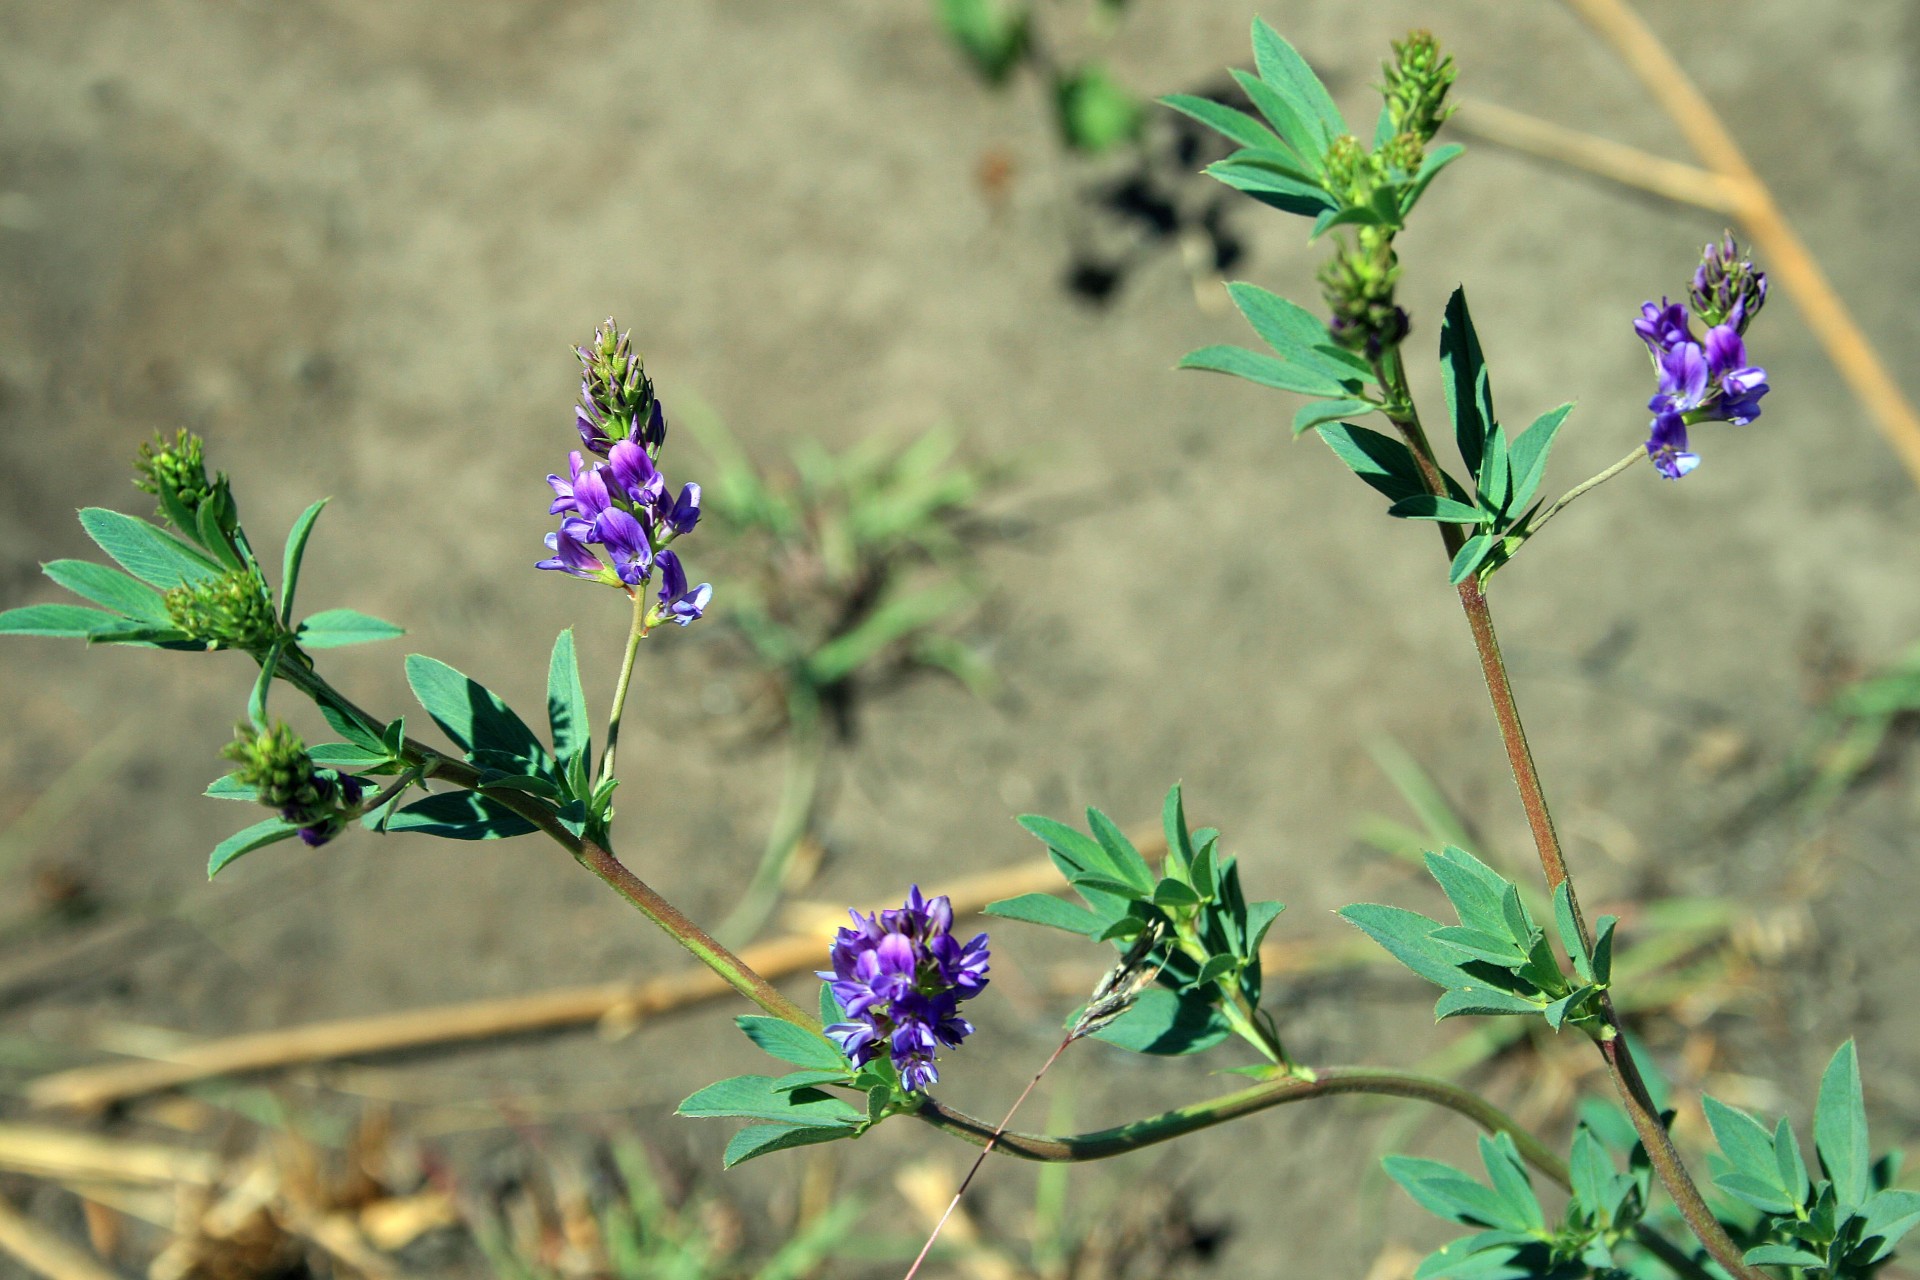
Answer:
[[164, 567, 278, 650], [134, 430, 215, 520], [1381, 30, 1456, 144], [576, 318, 660, 449], [1320, 234, 1408, 359], [222, 721, 325, 815]]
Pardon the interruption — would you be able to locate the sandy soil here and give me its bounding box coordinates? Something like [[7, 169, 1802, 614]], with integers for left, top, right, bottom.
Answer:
[[2, 1, 1919, 1275]]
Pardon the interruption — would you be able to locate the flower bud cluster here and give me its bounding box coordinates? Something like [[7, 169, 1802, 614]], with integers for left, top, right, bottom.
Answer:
[[1321, 235, 1408, 360], [1634, 234, 1771, 479], [1381, 30, 1456, 144], [134, 430, 215, 518], [222, 721, 364, 847], [164, 568, 279, 650], [536, 320, 711, 627]]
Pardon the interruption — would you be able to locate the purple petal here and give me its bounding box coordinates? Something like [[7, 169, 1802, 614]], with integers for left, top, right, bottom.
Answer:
[[668, 482, 701, 535]]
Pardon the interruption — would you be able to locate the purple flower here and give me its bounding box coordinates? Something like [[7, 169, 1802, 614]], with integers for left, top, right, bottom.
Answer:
[[594, 508, 653, 586], [287, 773, 364, 848], [1690, 233, 1767, 334], [1635, 244, 1771, 479], [666, 482, 701, 537], [819, 886, 989, 1092], [537, 522, 608, 579], [609, 439, 665, 508], [1634, 299, 1694, 356], [649, 549, 711, 627]]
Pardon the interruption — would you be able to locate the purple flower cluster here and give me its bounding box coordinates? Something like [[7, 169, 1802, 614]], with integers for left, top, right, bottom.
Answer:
[[536, 321, 711, 626], [821, 887, 989, 1092], [1634, 237, 1770, 479], [291, 772, 364, 847]]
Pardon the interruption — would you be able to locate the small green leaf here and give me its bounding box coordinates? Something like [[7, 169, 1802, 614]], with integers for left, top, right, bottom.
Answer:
[[1388, 494, 1488, 524], [0, 603, 125, 639], [1316, 422, 1431, 504], [1400, 143, 1465, 215], [676, 1075, 861, 1127], [1223, 68, 1319, 173], [1742, 1244, 1826, 1269], [1018, 814, 1123, 885], [1294, 398, 1377, 435], [404, 654, 549, 770], [935, 0, 1029, 84], [1449, 534, 1497, 585], [983, 892, 1105, 936], [1855, 1188, 1920, 1262], [1242, 899, 1285, 956], [205, 773, 257, 801], [772, 1068, 851, 1093], [1161, 784, 1193, 882], [1816, 1040, 1870, 1213], [1086, 807, 1154, 892], [1713, 1171, 1797, 1215], [1194, 954, 1238, 986], [307, 743, 391, 769], [41, 560, 169, 623], [1205, 149, 1336, 218], [546, 629, 589, 771], [1439, 290, 1495, 481], [1479, 1134, 1544, 1231], [1160, 93, 1285, 154], [1423, 846, 1515, 940], [1506, 404, 1573, 514], [297, 608, 403, 649], [1178, 344, 1347, 397], [820, 985, 848, 1027], [1337, 903, 1461, 988], [1550, 883, 1590, 981], [378, 792, 539, 840], [1775, 1116, 1811, 1209], [721, 1123, 854, 1169], [278, 498, 329, 624], [736, 1016, 847, 1071], [1435, 983, 1543, 1019], [1152, 878, 1201, 909], [77, 508, 222, 589], [1225, 283, 1368, 383], [319, 700, 385, 753], [1086, 985, 1231, 1056], [208, 818, 303, 877], [1590, 915, 1617, 985], [1188, 836, 1217, 901], [1249, 17, 1345, 154]]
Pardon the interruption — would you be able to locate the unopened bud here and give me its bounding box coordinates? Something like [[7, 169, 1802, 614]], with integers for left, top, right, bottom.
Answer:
[[1688, 233, 1768, 334], [164, 568, 278, 650], [1382, 30, 1456, 144]]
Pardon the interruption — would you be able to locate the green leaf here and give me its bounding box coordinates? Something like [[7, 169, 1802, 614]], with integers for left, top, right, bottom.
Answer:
[[1775, 1116, 1811, 1209], [1384, 1154, 1535, 1234], [820, 985, 847, 1028], [676, 1075, 861, 1127], [1434, 983, 1544, 1020], [772, 1068, 851, 1093], [736, 1016, 847, 1071], [1018, 814, 1123, 885], [1855, 1188, 1920, 1262], [208, 818, 302, 877], [1161, 784, 1194, 882], [1294, 398, 1377, 435], [1568, 1127, 1614, 1223], [1178, 344, 1347, 397], [1478, 423, 1511, 516], [319, 700, 385, 754], [1224, 284, 1367, 384], [1506, 404, 1573, 514], [1086, 807, 1154, 891], [1449, 534, 1497, 586], [308, 743, 390, 769], [1194, 954, 1238, 986], [77, 508, 222, 589], [1713, 1171, 1797, 1215], [378, 792, 539, 840], [983, 893, 1105, 936], [1337, 903, 1461, 988], [1054, 64, 1142, 153], [1242, 899, 1285, 956], [1590, 915, 1618, 986], [1704, 1095, 1790, 1199], [1152, 878, 1201, 909], [1189, 836, 1217, 901], [1160, 93, 1285, 153], [205, 773, 257, 801], [1743, 1244, 1826, 1268], [1430, 926, 1525, 967], [1316, 422, 1430, 504], [1223, 69, 1319, 174], [1087, 985, 1231, 1056], [1249, 17, 1345, 154], [297, 608, 404, 649], [1479, 1135, 1545, 1231], [404, 653, 549, 770], [41, 560, 169, 623], [1388, 494, 1489, 524], [546, 629, 589, 769], [1400, 143, 1466, 216], [1424, 846, 1517, 941], [1551, 883, 1591, 982], [1205, 151, 1336, 219], [721, 1123, 854, 1169], [0, 603, 125, 639], [1438, 290, 1495, 482], [278, 498, 328, 624], [1816, 1040, 1870, 1213]]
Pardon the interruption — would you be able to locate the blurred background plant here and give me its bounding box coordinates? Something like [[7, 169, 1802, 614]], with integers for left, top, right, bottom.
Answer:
[[931, 0, 1250, 305], [681, 405, 1010, 946]]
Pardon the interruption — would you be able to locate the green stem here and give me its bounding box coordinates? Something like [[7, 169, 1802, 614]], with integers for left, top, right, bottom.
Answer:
[[1375, 347, 1465, 558], [271, 660, 817, 1031], [1523, 445, 1647, 541], [598, 589, 649, 790], [1372, 364, 1764, 1280], [716, 685, 827, 947]]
